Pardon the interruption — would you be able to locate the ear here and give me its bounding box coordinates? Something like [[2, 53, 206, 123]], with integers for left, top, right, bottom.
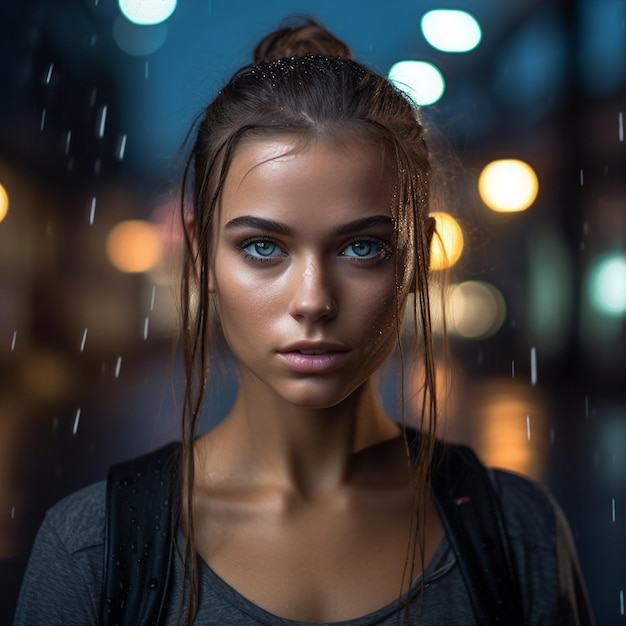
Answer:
[[185, 216, 216, 293]]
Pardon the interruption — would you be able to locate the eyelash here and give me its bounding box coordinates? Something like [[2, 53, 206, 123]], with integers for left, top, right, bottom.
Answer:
[[237, 236, 393, 265]]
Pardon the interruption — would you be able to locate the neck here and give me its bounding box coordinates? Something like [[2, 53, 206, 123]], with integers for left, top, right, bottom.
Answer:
[[199, 375, 402, 498]]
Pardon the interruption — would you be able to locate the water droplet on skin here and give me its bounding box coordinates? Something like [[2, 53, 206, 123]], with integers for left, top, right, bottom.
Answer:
[[72, 408, 81, 435]]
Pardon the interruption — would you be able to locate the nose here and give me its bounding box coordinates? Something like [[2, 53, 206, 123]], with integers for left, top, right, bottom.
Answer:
[[288, 256, 337, 323]]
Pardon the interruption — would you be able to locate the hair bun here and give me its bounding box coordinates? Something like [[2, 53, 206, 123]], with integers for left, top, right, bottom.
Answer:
[[253, 16, 352, 63]]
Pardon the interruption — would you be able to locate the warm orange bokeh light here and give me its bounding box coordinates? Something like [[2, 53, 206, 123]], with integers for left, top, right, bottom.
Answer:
[[429, 211, 464, 270], [106, 220, 163, 273]]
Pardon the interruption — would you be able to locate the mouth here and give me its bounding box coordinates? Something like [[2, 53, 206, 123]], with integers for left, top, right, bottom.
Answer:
[[295, 349, 332, 355], [277, 344, 351, 373]]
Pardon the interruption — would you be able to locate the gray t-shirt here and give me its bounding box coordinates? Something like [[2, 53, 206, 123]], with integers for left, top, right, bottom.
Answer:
[[14, 469, 594, 625]]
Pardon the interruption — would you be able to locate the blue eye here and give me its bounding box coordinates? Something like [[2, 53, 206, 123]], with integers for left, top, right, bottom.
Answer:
[[341, 238, 388, 260], [241, 239, 283, 260]]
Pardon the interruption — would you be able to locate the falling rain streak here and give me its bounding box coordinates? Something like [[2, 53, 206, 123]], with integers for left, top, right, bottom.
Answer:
[[89, 197, 96, 224], [511, 360, 515, 378], [619, 112, 624, 143], [526, 415, 531, 441], [40, 109, 46, 131], [115, 356, 122, 378], [96, 105, 107, 138], [80, 328, 88, 352], [11, 506, 15, 520], [72, 409, 81, 435], [144, 317, 150, 340], [579, 169, 584, 186], [621, 590, 624, 615], [65, 130, 72, 155], [44, 63, 54, 84], [530, 347, 537, 386], [612, 498, 616, 523], [150, 285, 157, 311], [116, 134, 127, 160]]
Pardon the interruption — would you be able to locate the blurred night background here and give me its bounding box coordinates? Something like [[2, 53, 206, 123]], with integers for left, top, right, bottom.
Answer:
[[1, 0, 625, 623]]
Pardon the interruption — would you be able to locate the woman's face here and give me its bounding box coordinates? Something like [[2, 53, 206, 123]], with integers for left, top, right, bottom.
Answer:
[[208, 136, 406, 409]]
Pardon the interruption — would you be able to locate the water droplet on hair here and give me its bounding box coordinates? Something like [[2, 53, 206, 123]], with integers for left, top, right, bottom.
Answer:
[[147, 578, 158, 590]]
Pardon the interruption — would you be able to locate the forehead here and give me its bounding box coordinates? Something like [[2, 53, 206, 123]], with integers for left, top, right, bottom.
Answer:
[[217, 136, 394, 228]]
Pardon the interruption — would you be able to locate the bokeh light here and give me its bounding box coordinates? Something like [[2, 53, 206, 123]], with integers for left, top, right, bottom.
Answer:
[[478, 159, 538, 212], [589, 255, 626, 315], [113, 15, 169, 56], [421, 9, 482, 53], [0, 183, 8, 223], [388, 60, 445, 106], [106, 220, 163, 273], [449, 281, 507, 338], [118, 0, 177, 25], [429, 211, 464, 270]]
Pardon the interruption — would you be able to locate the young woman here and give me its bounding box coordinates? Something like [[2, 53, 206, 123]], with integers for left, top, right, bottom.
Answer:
[[15, 19, 594, 626]]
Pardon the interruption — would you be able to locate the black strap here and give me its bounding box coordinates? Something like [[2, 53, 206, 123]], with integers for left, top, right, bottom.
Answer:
[[430, 442, 524, 625], [101, 442, 180, 626], [101, 438, 523, 625]]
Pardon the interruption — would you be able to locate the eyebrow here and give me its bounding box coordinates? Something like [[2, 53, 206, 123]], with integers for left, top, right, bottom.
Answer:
[[224, 214, 394, 236]]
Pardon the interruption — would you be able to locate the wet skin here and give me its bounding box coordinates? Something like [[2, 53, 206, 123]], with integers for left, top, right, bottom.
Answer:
[[191, 136, 443, 622]]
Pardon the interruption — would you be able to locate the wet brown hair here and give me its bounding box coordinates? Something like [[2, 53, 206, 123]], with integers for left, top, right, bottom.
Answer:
[[178, 17, 439, 624]]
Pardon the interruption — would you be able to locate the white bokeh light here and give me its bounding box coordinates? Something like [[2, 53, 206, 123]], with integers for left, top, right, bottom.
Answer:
[[591, 256, 626, 315], [388, 60, 445, 106], [118, 0, 177, 26], [421, 9, 482, 53]]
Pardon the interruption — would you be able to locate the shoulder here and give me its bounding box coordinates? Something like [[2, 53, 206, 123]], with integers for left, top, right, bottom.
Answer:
[[44, 480, 107, 553], [491, 468, 558, 549]]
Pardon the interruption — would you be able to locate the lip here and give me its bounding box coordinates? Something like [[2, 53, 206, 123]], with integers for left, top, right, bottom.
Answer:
[[277, 342, 351, 374]]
